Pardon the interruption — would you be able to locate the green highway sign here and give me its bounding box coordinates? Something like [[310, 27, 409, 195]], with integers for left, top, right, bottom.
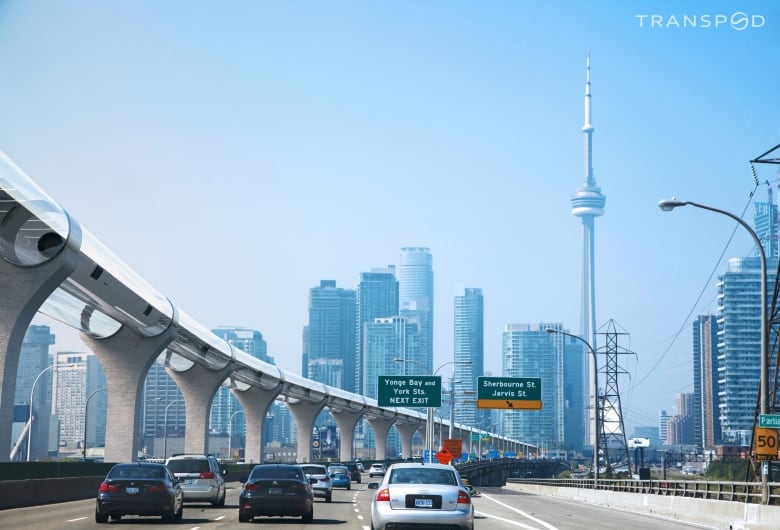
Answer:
[[377, 376, 441, 408], [759, 414, 780, 428], [477, 377, 542, 410]]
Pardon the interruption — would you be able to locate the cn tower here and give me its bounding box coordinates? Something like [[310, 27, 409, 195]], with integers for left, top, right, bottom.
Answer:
[[570, 52, 606, 447]]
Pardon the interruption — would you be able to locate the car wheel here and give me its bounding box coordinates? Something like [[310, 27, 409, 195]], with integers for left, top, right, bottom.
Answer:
[[302, 506, 314, 523], [347, 483, 351, 490], [218, 489, 226, 507], [95, 511, 108, 524], [238, 511, 252, 523], [175, 503, 183, 521], [161, 505, 176, 523], [110, 514, 122, 521], [326, 492, 332, 503]]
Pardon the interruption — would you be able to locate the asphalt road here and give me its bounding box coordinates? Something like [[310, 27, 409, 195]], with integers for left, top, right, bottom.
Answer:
[[0, 480, 708, 529]]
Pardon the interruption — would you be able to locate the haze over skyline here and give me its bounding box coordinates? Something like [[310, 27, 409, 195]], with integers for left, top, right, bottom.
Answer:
[[1, 1, 778, 435]]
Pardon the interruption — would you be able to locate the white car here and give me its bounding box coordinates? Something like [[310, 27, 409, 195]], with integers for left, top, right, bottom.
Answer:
[[369, 462, 474, 530], [369, 463, 386, 477], [300, 464, 332, 502]]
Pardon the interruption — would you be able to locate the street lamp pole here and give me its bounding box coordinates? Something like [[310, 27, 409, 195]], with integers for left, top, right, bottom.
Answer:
[[659, 198, 769, 503], [163, 399, 184, 459], [545, 328, 599, 486], [83, 388, 107, 459], [27, 363, 75, 462], [228, 410, 244, 460]]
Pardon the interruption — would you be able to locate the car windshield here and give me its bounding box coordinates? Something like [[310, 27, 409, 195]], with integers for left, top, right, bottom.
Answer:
[[250, 466, 304, 480], [389, 468, 457, 485], [109, 465, 165, 480]]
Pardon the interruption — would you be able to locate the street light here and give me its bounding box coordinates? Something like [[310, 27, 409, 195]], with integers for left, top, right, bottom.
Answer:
[[163, 399, 184, 459], [659, 198, 769, 503], [545, 328, 600, 485], [228, 410, 244, 460], [393, 358, 472, 461], [27, 363, 76, 461], [83, 387, 107, 459]]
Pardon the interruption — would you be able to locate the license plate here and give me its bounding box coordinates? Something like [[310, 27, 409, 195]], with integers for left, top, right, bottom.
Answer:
[[268, 487, 282, 495], [415, 498, 433, 508], [125, 487, 139, 494]]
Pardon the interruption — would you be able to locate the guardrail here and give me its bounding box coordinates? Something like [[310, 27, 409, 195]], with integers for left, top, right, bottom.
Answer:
[[508, 477, 780, 505]]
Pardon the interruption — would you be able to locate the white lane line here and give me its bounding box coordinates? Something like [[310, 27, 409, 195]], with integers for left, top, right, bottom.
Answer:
[[66, 517, 87, 522], [479, 493, 560, 530], [475, 511, 548, 530], [214, 515, 226, 520]]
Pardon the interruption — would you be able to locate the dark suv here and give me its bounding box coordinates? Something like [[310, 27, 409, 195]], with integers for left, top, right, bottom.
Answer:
[[337, 462, 362, 483]]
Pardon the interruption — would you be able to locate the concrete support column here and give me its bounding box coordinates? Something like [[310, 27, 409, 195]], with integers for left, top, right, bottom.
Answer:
[[286, 399, 326, 463], [365, 416, 395, 461], [0, 250, 79, 461], [82, 326, 175, 463], [329, 407, 364, 462], [168, 363, 233, 456], [232, 385, 281, 464], [394, 422, 421, 460]]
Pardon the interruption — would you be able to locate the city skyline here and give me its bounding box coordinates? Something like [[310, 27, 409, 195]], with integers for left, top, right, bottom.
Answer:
[[3, 2, 777, 436]]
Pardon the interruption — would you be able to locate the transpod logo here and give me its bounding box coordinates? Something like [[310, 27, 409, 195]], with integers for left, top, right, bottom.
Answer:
[[635, 12, 766, 31]]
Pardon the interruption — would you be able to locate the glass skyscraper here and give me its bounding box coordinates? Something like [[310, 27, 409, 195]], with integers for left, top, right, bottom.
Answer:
[[356, 268, 398, 395], [453, 285, 483, 429], [55, 351, 107, 454], [15, 325, 56, 460], [502, 323, 565, 457], [398, 248, 433, 374], [303, 280, 357, 392]]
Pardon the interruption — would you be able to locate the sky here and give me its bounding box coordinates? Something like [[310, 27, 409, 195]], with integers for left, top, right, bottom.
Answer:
[[1, 0, 778, 435]]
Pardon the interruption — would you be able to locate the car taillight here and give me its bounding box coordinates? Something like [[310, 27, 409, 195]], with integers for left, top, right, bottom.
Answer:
[[243, 482, 257, 491], [99, 482, 118, 493], [200, 471, 215, 479], [321, 476, 330, 482], [457, 490, 471, 504], [146, 484, 167, 493], [375, 488, 390, 502]]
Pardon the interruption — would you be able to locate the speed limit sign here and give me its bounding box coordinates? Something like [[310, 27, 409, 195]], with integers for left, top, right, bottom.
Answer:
[[754, 427, 778, 460]]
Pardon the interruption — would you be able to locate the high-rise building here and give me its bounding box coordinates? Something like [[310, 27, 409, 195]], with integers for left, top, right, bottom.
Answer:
[[363, 317, 421, 400], [398, 248, 434, 374], [667, 393, 695, 445], [210, 327, 274, 442], [561, 333, 587, 453], [716, 255, 779, 445], [502, 323, 565, 456], [693, 314, 720, 449], [571, 53, 606, 453], [658, 409, 672, 445], [453, 285, 483, 429], [15, 325, 56, 460], [356, 268, 398, 394], [54, 351, 107, 453], [715, 194, 780, 446], [303, 280, 357, 392], [142, 362, 184, 444]]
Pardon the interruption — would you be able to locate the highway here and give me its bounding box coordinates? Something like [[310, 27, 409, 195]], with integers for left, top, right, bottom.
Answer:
[[0, 480, 707, 529]]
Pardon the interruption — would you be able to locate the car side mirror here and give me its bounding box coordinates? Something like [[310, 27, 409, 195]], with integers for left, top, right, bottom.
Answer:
[[367, 482, 379, 489]]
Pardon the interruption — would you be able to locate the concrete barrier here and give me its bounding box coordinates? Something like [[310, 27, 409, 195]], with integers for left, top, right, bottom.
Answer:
[[506, 482, 779, 530]]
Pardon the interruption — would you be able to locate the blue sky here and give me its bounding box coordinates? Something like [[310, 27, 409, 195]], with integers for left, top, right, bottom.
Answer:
[[1, 1, 778, 434]]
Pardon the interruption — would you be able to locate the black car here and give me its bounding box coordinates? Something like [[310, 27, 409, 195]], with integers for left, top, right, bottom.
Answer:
[[95, 462, 183, 523], [337, 462, 362, 483], [238, 464, 314, 523]]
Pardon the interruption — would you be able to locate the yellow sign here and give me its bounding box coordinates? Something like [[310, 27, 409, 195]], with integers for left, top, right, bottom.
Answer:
[[754, 427, 778, 460], [477, 399, 542, 410]]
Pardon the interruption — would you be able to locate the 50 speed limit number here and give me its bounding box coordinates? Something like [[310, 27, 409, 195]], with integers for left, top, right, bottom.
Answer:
[[754, 427, 778, 460]]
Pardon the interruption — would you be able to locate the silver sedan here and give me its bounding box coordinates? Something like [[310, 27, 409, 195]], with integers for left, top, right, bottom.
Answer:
[[369, 462, 474, 530]]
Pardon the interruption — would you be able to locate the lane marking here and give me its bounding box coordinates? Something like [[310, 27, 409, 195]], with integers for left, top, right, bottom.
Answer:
[[479, 493, 560, 530], [214, 515, 226, 520], [66, 517, 87, 522]]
